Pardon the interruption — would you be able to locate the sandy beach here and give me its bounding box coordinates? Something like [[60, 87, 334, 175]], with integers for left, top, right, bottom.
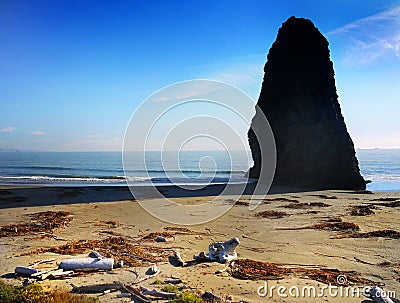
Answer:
[[0, 185, 399, 302], [0, 186, 400, 302]]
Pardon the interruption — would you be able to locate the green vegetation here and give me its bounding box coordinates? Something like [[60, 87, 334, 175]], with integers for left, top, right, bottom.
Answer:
[[0, 281, 98, 303], [171, 291, 203, 303], [161, 284, 179, 293], [151, 279, 164, 285], [159, 285, 203, 303]]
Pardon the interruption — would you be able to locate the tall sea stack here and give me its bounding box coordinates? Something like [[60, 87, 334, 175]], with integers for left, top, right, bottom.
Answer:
[[248, 16, 366, 190]]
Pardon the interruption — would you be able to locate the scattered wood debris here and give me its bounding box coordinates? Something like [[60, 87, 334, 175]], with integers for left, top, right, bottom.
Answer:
[[140, 286, 177, 299], [123, 284, 151, 302], [280, 202, 331, 209], [348, 205, 376, 216], [0, 211, 73, 237], [229, 258, 373, 286], [20, 236, 172, 266], [72, 283, 122, 294], [336, 229, 400, 239], [254, 210, 289, 219]]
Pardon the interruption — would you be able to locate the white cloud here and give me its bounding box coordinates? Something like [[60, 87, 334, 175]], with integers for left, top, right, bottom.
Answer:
[[29, 131, 46, 135], [0, 126, 15, 133], [327, 5, 400, 64]]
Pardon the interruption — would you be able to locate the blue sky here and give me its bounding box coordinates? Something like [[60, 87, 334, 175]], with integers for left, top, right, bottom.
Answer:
[[0, 0, 399, 151]]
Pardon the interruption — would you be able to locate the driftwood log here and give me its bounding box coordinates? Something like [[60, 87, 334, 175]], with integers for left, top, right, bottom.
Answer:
[[194, 238, 240, 263], [15, 266, 39, 276], [140, 286, 177, 299], [122, 284, 150, 303], [59, 257, 114, 271]]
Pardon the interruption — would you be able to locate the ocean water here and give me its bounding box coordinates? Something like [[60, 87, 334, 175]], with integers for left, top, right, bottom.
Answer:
[[0, 151, 251, 186], [0, 149, 399, 192], [356, 149, 400, 192]]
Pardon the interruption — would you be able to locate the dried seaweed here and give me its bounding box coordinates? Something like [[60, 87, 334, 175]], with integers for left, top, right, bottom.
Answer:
[[254, 210, 288, 219], [324, 217, 342, 223], [348, 190, 374, 194], [278, 222, 360, 232], [0, 211, 73, 237], [308, 222, 360, 231], [264, 197, 299, 203], [22, 236, 172, 267], [234, 200, 250, 206], [336, 229, 400, 239], [141, 226, 205, 241], [371, 201, 400, 208], [229, 259, 292, 280], [371, 197, 398, 202], [141, 231, 176, 241], [310, 194, 338, 199], [229, 258, 373, 286], [164, 226, 192, 233], [348, 205, 376, 216], [281, 202, 331, 209]]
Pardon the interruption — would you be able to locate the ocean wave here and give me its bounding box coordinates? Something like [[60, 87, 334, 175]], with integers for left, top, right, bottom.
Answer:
[[0, 174, 249, 185], [364, 175, 400, 181], [0, 175, 126, 184]]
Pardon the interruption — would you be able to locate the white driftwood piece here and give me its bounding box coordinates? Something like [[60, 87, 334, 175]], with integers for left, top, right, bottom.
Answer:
[[59, 257, 114, 271], [134, 265, 161, 284], [194, 238, 240, 263], [173, 251, 184, 266], [140, 286, 177, 299], [15, 266, 39, 276], [365, 287, 395, 303]]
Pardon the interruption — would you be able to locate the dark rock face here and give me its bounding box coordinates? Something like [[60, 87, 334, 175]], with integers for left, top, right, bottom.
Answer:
[[248, 16, 366, 190]]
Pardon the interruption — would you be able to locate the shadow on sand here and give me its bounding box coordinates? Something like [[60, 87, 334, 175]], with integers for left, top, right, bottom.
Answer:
[[0, 183, 314, 209]]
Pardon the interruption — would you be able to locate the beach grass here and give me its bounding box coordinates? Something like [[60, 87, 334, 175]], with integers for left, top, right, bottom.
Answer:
[[0, 281, 98, 303]]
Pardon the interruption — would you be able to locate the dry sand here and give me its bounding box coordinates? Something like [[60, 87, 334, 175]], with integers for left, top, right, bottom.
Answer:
[[0, 185, 399, 302]]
